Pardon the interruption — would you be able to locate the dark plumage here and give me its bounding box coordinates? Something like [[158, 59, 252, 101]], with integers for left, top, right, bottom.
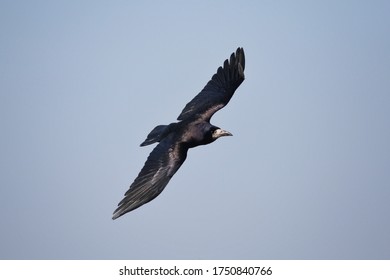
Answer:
[[112, 48, 245, 219]]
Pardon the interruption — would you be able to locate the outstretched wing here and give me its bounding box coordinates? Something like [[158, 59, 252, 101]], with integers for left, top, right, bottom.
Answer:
[[177, 47, 245, 122], [112, 137, 187, 219]]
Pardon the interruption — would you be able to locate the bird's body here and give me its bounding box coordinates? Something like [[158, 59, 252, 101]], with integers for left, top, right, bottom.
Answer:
[[113, 48, 245, 219]]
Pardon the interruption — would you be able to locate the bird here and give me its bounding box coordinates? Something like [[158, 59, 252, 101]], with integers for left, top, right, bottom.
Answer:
[[112, 48, 245, 219]]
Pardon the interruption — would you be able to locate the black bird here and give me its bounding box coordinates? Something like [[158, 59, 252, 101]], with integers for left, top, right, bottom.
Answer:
[[112, 48, 245, 219]]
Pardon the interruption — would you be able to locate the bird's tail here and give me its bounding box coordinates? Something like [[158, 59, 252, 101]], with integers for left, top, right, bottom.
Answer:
[[140, 125, 169, 146]]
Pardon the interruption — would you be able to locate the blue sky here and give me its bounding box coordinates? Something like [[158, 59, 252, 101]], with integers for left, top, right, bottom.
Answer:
[[1, 0, 389, 259]]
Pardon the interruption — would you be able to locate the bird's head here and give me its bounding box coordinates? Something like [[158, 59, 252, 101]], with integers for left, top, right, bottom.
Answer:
[[210, 126, 233, 141]]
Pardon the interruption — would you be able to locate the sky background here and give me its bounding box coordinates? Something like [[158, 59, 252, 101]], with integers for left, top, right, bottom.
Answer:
[[1, 0, 389, 259]]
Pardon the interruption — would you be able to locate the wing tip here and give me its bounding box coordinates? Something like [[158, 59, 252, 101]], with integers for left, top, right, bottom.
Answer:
[[234, 47, 245, 73], [112, 210, 121, 220], [176, 47, 245, 121], [112, 203, 136, 220], [112, 205, 125, 220], [112, 214, 119, 220]]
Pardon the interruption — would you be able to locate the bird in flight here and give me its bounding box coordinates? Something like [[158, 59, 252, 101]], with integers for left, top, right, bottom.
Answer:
[[112, 48, 245, 219]]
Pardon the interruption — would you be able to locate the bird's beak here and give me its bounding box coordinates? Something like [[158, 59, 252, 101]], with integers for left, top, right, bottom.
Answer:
[[213, 128, 233, 138]]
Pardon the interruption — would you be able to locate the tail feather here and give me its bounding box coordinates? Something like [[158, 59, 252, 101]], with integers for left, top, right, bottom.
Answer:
[[140, 125, 168, 146]]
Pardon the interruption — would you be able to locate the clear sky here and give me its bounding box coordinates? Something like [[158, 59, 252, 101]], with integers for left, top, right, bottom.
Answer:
[[1, 0, 389, 259]]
